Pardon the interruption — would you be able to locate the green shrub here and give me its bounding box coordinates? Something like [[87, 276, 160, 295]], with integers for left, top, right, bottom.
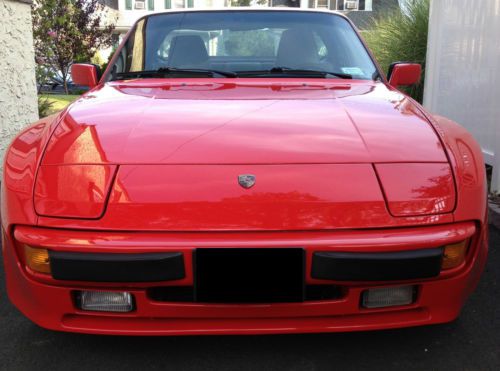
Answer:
[[364, 0, 430, 103], [38, 95, 54, 118]]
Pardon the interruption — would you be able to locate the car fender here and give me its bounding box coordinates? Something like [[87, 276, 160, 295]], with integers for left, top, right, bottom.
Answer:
[[429, 115, 487, 223], [1, 113, 63, 231]]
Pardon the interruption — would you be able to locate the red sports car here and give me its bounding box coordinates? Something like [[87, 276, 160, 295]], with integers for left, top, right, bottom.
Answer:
[[2, 9, 488, 335]]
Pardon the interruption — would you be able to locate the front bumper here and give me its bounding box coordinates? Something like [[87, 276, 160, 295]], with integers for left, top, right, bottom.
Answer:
[[3, 222, 488, 335]]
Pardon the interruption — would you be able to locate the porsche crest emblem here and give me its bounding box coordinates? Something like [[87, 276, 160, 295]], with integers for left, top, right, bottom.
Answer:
[[238, 174, 256, 189]]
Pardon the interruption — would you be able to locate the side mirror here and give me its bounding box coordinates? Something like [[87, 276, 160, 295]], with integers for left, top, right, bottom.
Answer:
[[71, 63, 100, 88], [388, 62, 422, 88]]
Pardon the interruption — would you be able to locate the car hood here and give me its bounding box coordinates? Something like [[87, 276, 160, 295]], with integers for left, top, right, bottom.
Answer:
[[42, 79, 447, 165], [36, 80, 455, 230]]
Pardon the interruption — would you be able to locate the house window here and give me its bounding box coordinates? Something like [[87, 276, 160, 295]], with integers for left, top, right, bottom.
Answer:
[[194, 0, 214, 6], [357, 1, 373, 10], [134, 0, 146, 9], [148, 0, 154, 10], [309, 0, 337, 9], [125, 0, 133, 10], [316, 0, 329, 8], [271, 0, 300, 6], [344, 0, 359, 10], [165, 0, 171, 8], [187, 0, 194, 7]]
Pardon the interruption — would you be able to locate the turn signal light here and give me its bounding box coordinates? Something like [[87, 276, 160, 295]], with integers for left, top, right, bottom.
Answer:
[[442, 240, 469, 270], [24, 245, 51, 274]]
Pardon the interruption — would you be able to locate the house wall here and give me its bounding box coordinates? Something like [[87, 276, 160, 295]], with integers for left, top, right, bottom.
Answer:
[[424, 0, 500, 191], [0, 0, 38, 175]]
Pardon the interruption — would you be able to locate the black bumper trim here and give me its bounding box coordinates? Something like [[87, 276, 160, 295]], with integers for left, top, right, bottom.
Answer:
[[311, 248, 443, 281], [49, 251, 185, 282]]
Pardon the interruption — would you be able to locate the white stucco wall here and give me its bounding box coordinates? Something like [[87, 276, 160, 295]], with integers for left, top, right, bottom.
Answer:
[[0, 0, 39, 173]]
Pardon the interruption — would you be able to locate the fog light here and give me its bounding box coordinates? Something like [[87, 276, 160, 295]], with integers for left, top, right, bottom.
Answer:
[[362, 286, 415, 309], [442, 240, 468, 270], [24, 245, 51, 274], [77, 291, 134, 313]]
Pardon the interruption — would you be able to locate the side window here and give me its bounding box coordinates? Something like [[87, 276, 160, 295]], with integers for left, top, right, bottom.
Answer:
[[115, 48, 126, 74]]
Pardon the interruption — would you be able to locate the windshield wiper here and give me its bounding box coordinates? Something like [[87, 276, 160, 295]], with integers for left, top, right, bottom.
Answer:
[[236, 67, 352, 79], [113, 67, 351, 80], [113, 67, 237, 80]]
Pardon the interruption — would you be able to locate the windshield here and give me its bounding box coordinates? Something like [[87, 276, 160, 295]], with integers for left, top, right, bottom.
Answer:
[[109, 11, 378, 80]]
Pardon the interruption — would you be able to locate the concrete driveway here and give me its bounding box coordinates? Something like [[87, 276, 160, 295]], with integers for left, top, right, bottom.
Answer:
[[1, 227, 498, 371]]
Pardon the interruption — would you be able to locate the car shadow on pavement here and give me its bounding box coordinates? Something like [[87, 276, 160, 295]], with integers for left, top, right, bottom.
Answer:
[[1, 226, 498, 371]]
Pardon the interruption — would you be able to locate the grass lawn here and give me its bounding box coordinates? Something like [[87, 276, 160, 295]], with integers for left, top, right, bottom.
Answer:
[[40, 94, 80, 115]]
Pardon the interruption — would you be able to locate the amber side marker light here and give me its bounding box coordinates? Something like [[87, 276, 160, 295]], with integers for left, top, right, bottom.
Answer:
[[442, 240, 469, 270], [24, 245, 51, 274]]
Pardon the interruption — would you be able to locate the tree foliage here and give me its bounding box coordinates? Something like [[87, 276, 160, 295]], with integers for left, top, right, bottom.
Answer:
[[32, 0, 116, 93], [364, 0, 430, 103]]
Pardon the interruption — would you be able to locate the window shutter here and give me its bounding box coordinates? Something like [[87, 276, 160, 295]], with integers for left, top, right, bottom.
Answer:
[[125, 0, 133, 10], [187, 0, 194, 8], [165, 0, 171, 8], [148, 0, 155, 10], [359, 0, 365, 10]]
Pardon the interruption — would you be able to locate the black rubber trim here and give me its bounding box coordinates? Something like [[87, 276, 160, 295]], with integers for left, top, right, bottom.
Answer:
[[49, 251, 185, 282], [147, 284, 343, 303], [311, 248, 443, 281]]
